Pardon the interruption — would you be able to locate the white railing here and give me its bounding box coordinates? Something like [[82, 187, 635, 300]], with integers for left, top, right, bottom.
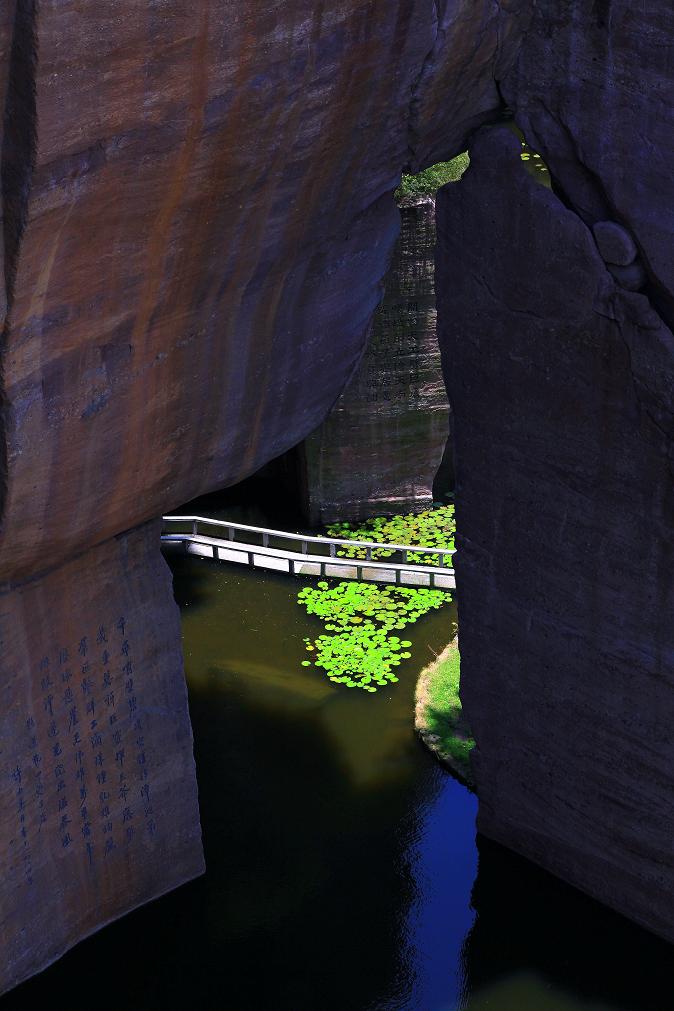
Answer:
[[161, 515, 455, 589]]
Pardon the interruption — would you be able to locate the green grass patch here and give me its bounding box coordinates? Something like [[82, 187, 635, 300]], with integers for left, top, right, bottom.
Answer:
[[396, 153, 470, 205], [416, 639, 475, 784]]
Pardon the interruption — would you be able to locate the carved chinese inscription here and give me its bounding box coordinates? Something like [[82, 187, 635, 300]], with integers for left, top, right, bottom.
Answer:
[[0, 522, 204, 996]]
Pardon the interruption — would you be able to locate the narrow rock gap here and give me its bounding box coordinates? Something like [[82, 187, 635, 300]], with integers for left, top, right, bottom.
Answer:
[[2, 0, 37, 309], [0, 0, 38, 524]]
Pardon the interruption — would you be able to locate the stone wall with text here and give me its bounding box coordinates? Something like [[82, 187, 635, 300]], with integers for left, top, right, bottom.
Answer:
[[0, 523, 204, 993]]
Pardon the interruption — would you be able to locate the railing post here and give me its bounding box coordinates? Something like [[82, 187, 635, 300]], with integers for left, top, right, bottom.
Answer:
[[301, 540, 308, 555], [228, 526, 235, 541], [356, 566, 363, 581], [289, 559, 295, 576], [365, 546, 372, 562], [262, 532, 269, 547], [192, 519, 198, 537], [401, 549, 407, 564], [329, 543, 336, 558], [248, 551, 255, 568]]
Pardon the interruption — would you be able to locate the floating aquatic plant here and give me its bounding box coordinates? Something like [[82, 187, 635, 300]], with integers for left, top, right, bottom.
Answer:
[[324, 504, 455, 567], [297, 580, 452, 692]]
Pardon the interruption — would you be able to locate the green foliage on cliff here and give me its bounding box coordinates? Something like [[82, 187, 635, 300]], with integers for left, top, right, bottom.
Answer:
[[325, 504, 456, 567], [297, 581, 452, 692], [396, 153, 470, 205]]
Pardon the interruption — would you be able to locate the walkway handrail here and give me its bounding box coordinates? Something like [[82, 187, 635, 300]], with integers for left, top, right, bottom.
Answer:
[[162, 514, 456, 565]]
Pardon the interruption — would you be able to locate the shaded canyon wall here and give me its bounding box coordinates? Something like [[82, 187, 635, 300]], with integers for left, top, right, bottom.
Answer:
[[301, 198, 451, 525], [437, 0, 674, 945]]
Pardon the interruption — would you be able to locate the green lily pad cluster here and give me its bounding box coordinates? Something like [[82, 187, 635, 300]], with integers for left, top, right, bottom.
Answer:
[[325, 505, 455, 567], [297, 580, 452, 692]]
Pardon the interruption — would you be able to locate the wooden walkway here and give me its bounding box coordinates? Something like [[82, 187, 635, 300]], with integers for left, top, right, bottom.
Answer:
[[161, 515, 455, 589]]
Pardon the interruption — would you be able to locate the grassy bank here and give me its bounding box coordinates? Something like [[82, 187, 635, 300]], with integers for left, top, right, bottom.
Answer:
[[415, 637, 475, 787]]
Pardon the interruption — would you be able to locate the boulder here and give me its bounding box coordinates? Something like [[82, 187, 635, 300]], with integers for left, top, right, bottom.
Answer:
[[608, 261, 647, 292], [593, 221, 638, 267]]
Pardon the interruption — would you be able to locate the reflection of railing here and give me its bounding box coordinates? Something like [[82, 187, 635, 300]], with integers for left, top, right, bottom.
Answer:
[[161, 515, 456, 589]]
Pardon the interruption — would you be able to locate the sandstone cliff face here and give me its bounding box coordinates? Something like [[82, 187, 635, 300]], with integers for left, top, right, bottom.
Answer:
[[0, 522, 204, 993], [0, 0, 524, 992], [3, 0, 673, 988], [301, 198, 449, 525], [437, 117, 674, 942], [0, 0, 520, 587], [438, 0, 674, 943]]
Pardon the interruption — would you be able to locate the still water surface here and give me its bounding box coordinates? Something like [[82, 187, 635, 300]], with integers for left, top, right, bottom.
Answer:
[[6, 554, 672, 1009]]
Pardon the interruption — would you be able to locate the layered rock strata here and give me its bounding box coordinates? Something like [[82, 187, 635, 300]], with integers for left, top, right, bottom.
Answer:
[[301, 198, 450, 525]]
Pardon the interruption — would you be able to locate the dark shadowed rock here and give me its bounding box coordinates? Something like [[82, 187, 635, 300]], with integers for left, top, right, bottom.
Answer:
[[502, 0, 674, 319], [593, 221, 638, 267], [436, 125, 674, 945], [608, 261, 647, 292]]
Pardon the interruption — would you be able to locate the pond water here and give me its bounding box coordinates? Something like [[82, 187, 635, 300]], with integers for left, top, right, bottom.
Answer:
[[6, 554, 672, 1009]]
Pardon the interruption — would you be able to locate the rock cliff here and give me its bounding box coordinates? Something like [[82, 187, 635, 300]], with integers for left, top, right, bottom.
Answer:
[[437, 0, 674, 945], [0, 0, 526, 992], [2, 0, 673, 991], [300, 198, 449, 524]]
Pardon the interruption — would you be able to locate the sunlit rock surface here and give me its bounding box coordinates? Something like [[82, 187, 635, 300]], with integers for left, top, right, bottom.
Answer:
[[437, 125, 674, 944], [301, 199, 449, 524], [0, 0, 525, 992], [0, 0, 522, 585]]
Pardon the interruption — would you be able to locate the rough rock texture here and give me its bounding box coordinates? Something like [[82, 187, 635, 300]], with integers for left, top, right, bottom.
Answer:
[[408, 0, 533, 169], [0, 0, 527, 992], [5, 0, 673, 984], [462, 1, 674, 939], [301, 199, 449, 524], [437, 125, 674, 943], [608, 261, 647, 293], [0, 522, 204, 994], [593, 221, 638, 268], [502, 0, 674, 325], [0, 0, 525, 588]]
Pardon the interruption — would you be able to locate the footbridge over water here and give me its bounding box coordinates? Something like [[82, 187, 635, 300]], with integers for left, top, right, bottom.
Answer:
[[161, 516, 456, 590]]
